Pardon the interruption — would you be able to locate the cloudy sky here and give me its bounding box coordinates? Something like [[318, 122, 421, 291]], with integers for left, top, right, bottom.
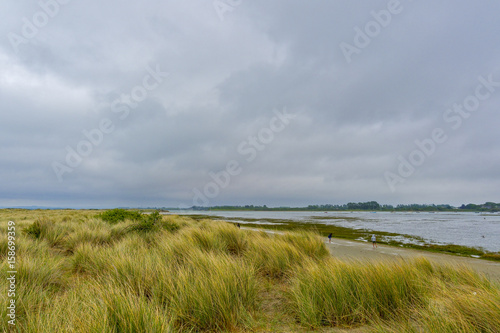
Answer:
[[1, 0, 499, 208]]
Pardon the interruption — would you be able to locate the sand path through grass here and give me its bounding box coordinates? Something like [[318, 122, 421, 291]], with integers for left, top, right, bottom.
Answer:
[[243, 227, 500, 282], [325, 237, 500, 281]]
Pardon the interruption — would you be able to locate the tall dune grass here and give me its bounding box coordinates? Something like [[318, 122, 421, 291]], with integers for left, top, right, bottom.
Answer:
[[1, 209, 499, 332], [287, 258, 428, 327], [179, 221, 249, 255], [416, 287, 500, 333], [244, 230, 329, 279], [288, 256, 499, 331], [371, 282, 500, 333], [157, 251, 258, 331]]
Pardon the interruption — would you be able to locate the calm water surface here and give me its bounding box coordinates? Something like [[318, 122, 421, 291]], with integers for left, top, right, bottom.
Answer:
[[175, 211, 500, 252]]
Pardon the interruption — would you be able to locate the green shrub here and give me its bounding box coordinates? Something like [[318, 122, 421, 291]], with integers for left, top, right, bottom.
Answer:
[[98, 208, 142, 224], [123, 211, 180, 234], [123, 211, 161, 234]]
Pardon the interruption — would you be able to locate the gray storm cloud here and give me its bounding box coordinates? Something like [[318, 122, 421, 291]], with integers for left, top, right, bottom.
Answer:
[[1, 0, 499, 208]]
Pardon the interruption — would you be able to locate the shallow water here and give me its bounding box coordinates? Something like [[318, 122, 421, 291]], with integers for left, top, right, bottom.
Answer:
[[174, 210, 500, 252]]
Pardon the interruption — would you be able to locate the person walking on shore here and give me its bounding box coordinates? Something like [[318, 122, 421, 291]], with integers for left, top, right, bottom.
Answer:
[[371, 234, 377, 249], [328, 233, 332, 243]]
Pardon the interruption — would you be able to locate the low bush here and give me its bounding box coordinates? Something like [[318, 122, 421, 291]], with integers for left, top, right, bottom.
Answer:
[[121, 211, 180, 235], [98, 208, 143, 224]]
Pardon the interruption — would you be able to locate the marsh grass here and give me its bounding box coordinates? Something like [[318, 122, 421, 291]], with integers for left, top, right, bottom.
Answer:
[[1, 209, 499, 332], [482, 252, 500, 261]]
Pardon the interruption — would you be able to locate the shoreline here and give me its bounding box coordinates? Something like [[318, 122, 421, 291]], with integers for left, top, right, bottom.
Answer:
[[182, 212, 500, 259]]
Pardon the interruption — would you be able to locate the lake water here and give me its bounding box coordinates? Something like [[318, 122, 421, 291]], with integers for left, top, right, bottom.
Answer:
[[174, 210, 500, 253]]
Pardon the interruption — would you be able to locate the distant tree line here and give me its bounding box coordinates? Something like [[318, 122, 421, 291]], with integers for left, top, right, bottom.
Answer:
[[459, 202, 500, 212], [191, 201, 500, 212]]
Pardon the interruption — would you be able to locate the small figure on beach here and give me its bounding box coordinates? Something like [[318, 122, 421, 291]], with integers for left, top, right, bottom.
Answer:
[[237, 223, 241, 229], [328, 233, 332, 243], [371, 234, 377, 248]]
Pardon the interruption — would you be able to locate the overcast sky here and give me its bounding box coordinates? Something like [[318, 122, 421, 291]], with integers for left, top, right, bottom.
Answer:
[[1, 0, 499, 208]]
